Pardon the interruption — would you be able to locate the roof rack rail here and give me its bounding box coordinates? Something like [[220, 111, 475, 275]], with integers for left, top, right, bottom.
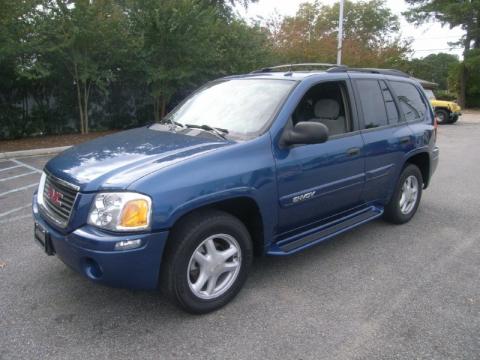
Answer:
[[251, 63, 346, 73], [250, 64, 410, 78], [327, 67, 410, 78]]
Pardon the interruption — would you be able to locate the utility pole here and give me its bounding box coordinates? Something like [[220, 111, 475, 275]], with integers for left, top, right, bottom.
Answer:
[[337, 0, 344, 65]]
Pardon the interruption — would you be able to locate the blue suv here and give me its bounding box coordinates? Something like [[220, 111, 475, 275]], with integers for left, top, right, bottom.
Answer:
[[33, 64, 439, 313]]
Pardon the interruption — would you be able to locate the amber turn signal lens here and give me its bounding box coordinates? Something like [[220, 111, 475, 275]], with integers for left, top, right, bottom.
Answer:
[[119, 199, 149, 228]]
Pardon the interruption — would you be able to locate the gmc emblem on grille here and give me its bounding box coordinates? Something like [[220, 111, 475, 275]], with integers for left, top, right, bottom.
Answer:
[[47, 188, 63, 206]]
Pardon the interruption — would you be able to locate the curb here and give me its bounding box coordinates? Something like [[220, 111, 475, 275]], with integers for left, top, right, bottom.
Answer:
[[0, 146, 71, 159]]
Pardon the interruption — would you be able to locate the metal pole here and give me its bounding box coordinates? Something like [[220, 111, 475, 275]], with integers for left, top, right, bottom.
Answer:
[[337, 0, 344, 65]]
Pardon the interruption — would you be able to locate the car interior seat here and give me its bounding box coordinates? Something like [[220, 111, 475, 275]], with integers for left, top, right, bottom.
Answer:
[[311, 99, 346, 136]]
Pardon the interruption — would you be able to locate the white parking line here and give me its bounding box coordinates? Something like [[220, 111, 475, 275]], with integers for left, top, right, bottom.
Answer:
[[0, 183, 38, 197], [0, 204, 31, 218], [0, 171, 37, 182], [10, 159, 43, 174], [0, 165, 22, 172], [0, 213, 31, 224]]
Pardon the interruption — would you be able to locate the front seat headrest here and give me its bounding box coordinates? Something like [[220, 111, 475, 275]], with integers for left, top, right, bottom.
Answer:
[[314, 99, 340, 120]]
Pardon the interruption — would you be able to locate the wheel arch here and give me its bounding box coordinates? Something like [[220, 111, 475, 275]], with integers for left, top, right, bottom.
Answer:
[[405, 151, 431, 188], [167, 195, 266, 257], [434, 106, 451, 113]]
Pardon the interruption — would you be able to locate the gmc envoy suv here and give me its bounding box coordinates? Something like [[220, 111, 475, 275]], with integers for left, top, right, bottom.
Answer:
[[33, 64, 439, 313]]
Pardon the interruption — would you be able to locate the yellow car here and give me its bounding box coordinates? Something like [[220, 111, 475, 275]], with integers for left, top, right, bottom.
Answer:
[[423, 89, 462, 124]]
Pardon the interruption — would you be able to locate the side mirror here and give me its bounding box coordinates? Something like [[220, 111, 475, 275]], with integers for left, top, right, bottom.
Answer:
[[281, 121, 329, 147]]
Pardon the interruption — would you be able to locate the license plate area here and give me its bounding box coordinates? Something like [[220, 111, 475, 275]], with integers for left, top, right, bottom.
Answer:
[[34, 222, 55, 255]]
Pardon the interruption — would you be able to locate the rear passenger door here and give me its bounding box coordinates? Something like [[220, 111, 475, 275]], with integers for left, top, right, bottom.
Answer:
[[351, 76, 414, 204]]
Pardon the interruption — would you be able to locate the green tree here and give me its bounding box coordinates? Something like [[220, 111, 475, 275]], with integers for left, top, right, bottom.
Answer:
[[128, 0, 221, 121], [268, 0, 409, 67], [464, 49, 480, 106], [0, 0, 46, 138], [404, 0, 480, 107], [401, 53, 460, 90], [126, 0, 270, 121], [33, 0, 130, 134]]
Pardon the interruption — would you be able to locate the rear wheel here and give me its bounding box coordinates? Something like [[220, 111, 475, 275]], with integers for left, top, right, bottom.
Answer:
[[160, 209, 253, 314], [384, 164, 423, 224]]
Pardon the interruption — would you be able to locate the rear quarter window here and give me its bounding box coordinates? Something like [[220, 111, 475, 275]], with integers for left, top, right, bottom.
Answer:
[[355, 79, 388, 129], [390, 81, 427, 122]]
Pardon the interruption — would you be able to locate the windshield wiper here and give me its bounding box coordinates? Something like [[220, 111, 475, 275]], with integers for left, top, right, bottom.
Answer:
[[184, 124, 229, 140], [161, 118, 184, 129]]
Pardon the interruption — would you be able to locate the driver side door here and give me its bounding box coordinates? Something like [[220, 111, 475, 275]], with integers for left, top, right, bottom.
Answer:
[[272, 79, 366, 235]]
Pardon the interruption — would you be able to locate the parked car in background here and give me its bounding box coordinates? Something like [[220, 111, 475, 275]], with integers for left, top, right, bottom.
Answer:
[[419, 80, 462, 124], [33, 64, 439, 313]]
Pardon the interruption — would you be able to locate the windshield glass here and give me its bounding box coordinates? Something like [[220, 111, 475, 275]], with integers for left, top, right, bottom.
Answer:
[[424, 89, 436, 100], [164, 79, 296, 139]]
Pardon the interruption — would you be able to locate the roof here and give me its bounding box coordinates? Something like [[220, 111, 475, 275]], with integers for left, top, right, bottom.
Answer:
[[415, 78, 438, 89], [224, 64, 421, 83]]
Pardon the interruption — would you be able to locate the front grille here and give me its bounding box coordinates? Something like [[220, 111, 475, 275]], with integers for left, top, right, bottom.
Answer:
[[41, 172, 79, 228]]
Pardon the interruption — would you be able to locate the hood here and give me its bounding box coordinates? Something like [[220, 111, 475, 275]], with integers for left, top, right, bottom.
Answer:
[[431, 99, 461, 112], [45, 126, 230, 191]]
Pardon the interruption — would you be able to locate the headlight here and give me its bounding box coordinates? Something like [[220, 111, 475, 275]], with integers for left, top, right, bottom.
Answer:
[[88, 192, 152, 231], [37, 172, 47, 206]]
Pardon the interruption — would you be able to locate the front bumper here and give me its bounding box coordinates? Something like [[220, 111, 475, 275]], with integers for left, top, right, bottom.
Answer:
[[450, 111, 462, 120], [33, 195, 169, 290]]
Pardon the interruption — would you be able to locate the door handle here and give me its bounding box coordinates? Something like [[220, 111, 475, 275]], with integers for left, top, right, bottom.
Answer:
[[346, 147, 360, 156], [400, 137, 410, 144]]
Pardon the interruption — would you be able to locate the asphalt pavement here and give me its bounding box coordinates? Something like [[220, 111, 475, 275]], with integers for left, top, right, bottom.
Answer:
[[0, 113, 479, 359]]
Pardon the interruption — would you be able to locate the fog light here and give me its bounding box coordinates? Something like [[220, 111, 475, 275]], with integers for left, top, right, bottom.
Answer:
[[114, 239, 142, 251]]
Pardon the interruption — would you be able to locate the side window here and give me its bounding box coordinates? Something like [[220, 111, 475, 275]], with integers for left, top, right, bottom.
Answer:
[[291, 81, 352, 136], [390, 81, 427, 122], [379, 80, 400, 124], [355, 79, 388, 129]]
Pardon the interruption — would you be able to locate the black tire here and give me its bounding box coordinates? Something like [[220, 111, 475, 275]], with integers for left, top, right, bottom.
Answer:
[[435, 109, 450, 124], [450, 114, 459, 124], [160, 209, 253, 314], [384, 164, 423, 224]]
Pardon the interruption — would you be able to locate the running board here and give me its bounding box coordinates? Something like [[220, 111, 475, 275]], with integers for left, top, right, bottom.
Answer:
[[267, 206, 384, 256]]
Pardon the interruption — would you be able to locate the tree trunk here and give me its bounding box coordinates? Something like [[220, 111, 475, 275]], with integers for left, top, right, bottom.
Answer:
[[83, 82, 89, 134], [475, 12, 480, 49], [153, 96, 160, 122], [160, 95, 167, 118], [459, 25, 473, 109], [458, 63, 467, 108], [75, 86, 85, 134]]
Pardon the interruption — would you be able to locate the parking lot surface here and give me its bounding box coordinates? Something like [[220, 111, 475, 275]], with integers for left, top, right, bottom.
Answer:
[[1, 113, 479, 359]]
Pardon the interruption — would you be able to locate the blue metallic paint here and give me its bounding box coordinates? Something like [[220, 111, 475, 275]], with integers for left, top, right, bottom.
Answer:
[[45, 126, 229, 191], [33, 196, 168, 289], [33, 71, 439, 290]]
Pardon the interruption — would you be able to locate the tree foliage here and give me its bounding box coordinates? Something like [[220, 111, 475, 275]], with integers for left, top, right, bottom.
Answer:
[[1, 0, 423, 139], [403, 0, 480, 107], [401, 53, 460, 90], [267, 0, 410, 67], [33, 0, 130, 134]]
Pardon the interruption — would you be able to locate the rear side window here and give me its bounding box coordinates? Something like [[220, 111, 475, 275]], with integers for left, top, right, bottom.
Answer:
[[390, 81, 427, 122], [355, 79, 387, 129], [379, 80, 399, 124]]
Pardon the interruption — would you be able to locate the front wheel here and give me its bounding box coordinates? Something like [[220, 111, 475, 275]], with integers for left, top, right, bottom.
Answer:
[[384, 164, 423, 224], [160, 210, 253, 314], [435, 109, 450, 124]]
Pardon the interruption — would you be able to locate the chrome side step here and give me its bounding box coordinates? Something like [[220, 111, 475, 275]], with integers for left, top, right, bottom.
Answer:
[[267, 206, 383, 256]]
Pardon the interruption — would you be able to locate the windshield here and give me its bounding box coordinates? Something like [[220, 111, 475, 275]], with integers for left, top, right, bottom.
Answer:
[[424, 89, 436, 100], [164, 79, 296, 139]]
